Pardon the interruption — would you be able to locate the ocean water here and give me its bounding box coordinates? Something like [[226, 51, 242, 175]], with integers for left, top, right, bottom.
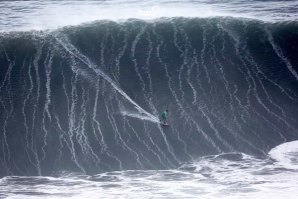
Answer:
[[0, 0, 298, 198], [1, 144, 298, 198]]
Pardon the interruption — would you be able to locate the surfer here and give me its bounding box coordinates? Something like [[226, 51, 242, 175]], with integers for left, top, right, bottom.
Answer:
[[159, 109, 169, 125]]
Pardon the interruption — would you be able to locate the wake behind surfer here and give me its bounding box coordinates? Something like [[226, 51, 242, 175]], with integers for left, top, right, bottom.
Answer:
[[159, 109, 169, 124]]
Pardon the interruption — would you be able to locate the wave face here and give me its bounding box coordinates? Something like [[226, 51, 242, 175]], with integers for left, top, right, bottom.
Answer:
[[0, 17, 298, 176]]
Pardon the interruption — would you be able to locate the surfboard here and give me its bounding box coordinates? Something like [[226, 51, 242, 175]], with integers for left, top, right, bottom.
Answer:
[[160, 122, 169, 127]]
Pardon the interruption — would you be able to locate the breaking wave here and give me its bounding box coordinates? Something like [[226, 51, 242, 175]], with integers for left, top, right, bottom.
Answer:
[[0, 17, 298, 176]]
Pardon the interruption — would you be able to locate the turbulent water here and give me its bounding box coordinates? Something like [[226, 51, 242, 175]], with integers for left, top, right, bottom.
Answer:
[[0, 0, 298, 198], [1, 148, 298, 199]]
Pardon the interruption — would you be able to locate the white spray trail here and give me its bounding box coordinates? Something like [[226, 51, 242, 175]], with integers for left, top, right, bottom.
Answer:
[[54, 33, 159, 124]]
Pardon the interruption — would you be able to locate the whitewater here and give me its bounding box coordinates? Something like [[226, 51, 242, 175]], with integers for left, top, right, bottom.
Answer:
[[0, 0, 298, 198]]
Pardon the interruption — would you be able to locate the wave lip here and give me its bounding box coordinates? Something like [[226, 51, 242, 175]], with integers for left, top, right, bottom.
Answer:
[[1, 0, 298, 32], [269, 141, 298, 170]]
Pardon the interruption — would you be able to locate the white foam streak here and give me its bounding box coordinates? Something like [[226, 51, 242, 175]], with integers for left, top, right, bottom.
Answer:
[[54, 34, 159, 126], [120, 110, 160, 123]]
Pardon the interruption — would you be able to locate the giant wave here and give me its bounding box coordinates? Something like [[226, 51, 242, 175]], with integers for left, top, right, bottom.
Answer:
[[0, 17, 298, 176]]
